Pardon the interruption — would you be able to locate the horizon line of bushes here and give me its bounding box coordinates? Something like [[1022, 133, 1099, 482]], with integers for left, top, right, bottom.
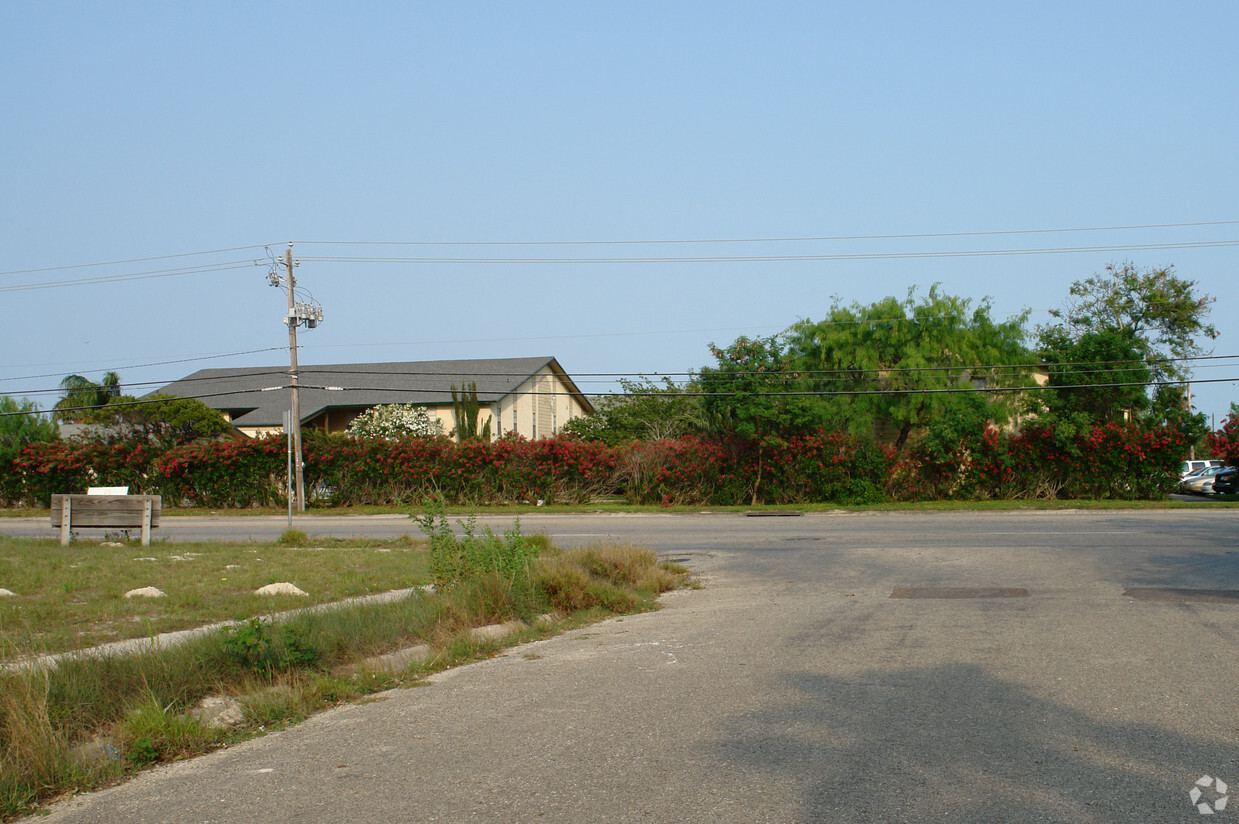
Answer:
[[0, 420, 1200, 508]]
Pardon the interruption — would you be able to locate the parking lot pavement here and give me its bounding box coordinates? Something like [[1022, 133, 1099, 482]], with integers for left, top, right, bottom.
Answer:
[[20, 509, 1239, 823]]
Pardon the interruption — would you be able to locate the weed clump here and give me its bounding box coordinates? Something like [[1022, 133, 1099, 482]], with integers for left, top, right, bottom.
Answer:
[[117, 696, 216, 766], [277, 529, 310, 546], [216, 618, 319, 675], [414, 503, 538, 595]]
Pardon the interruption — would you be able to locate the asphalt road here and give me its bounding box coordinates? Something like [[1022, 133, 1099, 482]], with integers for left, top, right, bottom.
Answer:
[[13, 509, 1239, 823]]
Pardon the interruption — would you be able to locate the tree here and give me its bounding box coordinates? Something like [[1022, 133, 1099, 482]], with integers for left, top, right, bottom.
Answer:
[[1046, 262, 1216, 383], [0, 396, 59, 461], [1035, 327, 1151, 423], [785, 286, 1031, 452], [698, 335, 825, 504], [1036, 263, 1216, 433], [346, 404, 443, 441], [451, 383, 492, 442], [54, 371, 122, 422], [561, 377, 705, 445], [70, 394, 233, 444]]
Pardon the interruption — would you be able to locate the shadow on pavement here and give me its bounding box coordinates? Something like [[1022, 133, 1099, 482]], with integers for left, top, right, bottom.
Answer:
[[710, 662, 1236, 823]]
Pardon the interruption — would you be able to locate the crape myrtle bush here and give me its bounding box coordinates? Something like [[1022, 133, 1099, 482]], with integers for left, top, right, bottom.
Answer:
[[894, 421, 1188, 501], [0, 437, 285, 508], [1207, 409, 1239, 469], [2, 440, 159, 506], [154, 438, 286, 507], [615, 432, 892, 505], [0, 423, 1190, 507], [302, 432, 617, 505]]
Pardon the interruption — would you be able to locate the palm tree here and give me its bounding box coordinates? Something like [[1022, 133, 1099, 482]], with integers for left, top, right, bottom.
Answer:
[[54, 371, 121, 422]]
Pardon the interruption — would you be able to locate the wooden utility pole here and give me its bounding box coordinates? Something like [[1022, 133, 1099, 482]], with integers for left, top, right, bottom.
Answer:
[[1187, 382, 1194, 461], [285, 245, 306, 511]]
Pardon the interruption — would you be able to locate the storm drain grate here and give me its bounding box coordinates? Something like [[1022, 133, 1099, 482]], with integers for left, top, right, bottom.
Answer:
[[1122, 587, 1239, 604], [890, 587, 1030, 599]]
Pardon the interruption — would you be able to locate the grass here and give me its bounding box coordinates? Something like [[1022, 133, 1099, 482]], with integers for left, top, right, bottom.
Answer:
[[0, 529, 690, 820], [0, 535, 429, 656], [3, 496, 1238, 523]]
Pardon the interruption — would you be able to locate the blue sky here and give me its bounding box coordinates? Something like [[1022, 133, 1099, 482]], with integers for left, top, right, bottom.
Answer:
[[2, 2, 1236, 424]]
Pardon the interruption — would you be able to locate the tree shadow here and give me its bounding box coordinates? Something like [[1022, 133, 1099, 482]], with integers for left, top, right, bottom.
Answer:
[[709, 662, 1237, 822], [1121, 547, 1239, 590]]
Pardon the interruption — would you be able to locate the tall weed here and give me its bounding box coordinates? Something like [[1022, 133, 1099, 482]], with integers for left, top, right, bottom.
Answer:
[[413, 503, 538, 594]]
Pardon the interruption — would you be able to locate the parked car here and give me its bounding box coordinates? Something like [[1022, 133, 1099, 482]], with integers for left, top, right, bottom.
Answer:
[[1211, 467, 1239, 496], [1181, 464, 1230, 495], [1181, 459, 1224, 481]]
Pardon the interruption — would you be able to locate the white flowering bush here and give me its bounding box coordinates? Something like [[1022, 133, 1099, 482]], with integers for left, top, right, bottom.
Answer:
[[346, 404, 443, 441]]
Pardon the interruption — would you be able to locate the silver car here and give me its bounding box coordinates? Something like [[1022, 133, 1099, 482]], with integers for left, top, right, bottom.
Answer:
[[1180, 464, 1229, 494]]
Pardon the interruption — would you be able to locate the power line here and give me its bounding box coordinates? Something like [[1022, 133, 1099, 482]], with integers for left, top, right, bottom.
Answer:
[[6, 220, 1234, 279], [292, 219, 1239, 247], [297, 239, 1239, 266], [5, 230, 1239, 294], [303, 324, 790, 352], [7, 354, 1234, 402], [0, 244, 273, 277], [0, 387, 282, 419], [302, 375, 1239, 400], [0, 261, 257, 294], [9, 373, 1235, 420], [0, 348, 287, 385]]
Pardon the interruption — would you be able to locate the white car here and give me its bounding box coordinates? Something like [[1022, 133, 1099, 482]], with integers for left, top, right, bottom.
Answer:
[[1180, 459, 1224, 481]]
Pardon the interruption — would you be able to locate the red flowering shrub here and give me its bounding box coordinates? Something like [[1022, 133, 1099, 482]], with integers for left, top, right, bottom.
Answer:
[[615, 437, 729, 505], [301, 434, 620, 506], [896, 421, 1187, 501], [1207, 409, 1239, 468], [154, 437, 285, 507], [757, 430, 893, 504], [7, 442, 97, 506], [0, 422, 1192, 508]]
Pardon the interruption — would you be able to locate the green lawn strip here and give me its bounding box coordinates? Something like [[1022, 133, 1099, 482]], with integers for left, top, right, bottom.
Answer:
[[5, 496, 1239, 521], [0, 537, 430, 657], [0, 539, 687, 821]]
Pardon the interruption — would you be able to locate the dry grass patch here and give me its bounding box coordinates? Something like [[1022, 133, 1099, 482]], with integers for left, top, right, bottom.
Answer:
[[534, 545, 678, 613]]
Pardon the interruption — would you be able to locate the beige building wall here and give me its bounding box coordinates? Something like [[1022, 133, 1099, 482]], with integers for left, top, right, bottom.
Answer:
[[490, 365, 589, 440]]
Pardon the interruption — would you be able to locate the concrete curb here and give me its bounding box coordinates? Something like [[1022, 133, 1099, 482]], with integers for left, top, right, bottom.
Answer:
[[6, 586, 432, 672], [360, 613, 561, 674]]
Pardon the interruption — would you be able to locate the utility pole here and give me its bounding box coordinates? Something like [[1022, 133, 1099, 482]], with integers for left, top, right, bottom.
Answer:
[[262, 243, 323, 513], [1186, 382, 1194, 461], [285, 246, 305, 511]]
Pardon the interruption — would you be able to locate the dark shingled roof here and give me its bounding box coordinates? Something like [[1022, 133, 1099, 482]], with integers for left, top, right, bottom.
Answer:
[[150, 356, 591, 428]]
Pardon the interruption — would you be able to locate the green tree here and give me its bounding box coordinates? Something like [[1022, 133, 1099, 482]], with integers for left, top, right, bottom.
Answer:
[[562, 377, 704, 445], [1046, 262, 1216, 383], [1035, 327, 1151, 423], [698, 335, 825, 504], [54, 371, 121, 422], [0, 396, 59, 461], [1036, 263, 1216, 433], [785, 286, 1031, 452], [86, 394, 233, 443], [451, 383, 492, 442]]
